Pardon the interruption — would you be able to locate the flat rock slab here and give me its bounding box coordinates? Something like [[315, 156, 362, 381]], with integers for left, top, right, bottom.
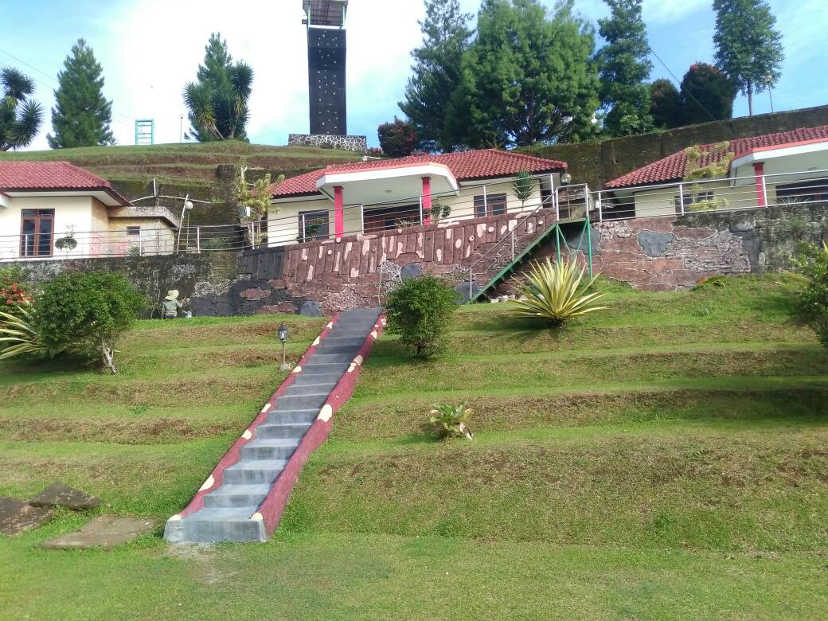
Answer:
[[41, 516, 156, 550], [0, 497, 54, 535], [29, 482, 101, 510]]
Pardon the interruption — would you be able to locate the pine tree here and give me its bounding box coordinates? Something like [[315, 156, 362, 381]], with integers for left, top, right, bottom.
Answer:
[[0, 67, 43, 151], [184, 33, 253, 142], [398, 0, 472, 152], [713, 0, 783, 116], [680, 63, 736, 124], [596, 0, 653, 136], [449, 0, 599, 148], [47, 39, 114, 148]]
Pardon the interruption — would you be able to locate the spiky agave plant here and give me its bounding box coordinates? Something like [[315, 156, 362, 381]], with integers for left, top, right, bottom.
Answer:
[[0, 304, 45, 359], [513, 257, 608, 326]]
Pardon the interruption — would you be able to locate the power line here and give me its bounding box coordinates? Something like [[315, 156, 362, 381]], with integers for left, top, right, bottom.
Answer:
[[650, 48, 718, 124]]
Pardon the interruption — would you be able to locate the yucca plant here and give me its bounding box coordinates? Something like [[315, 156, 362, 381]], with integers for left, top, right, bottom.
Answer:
[[428, 403, 473, 440], [513, 257, 608, 326], [0, 304, 45, 359]]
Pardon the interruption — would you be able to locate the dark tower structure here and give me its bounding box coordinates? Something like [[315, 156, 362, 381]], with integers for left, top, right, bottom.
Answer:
[[303, 0, 348, 135]]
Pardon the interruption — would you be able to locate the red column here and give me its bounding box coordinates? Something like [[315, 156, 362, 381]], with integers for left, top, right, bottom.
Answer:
[[422, 176, 432, 225], [334, 185, 344, 238], [753, 162, 766, 208]]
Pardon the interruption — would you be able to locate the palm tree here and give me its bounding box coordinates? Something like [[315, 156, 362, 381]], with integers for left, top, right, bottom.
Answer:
[[0, 68, 43, 150], [183, 34, 253, 141]]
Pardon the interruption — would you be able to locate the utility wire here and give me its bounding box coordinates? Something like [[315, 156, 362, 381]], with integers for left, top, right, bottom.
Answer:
[[650, 48, 719, 124]]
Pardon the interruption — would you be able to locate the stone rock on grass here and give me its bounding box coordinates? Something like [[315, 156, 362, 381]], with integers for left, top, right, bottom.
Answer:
[[0, 497, 54, 535], [299, 300, 322, 317], [41, 516, 157, 550], [29, 482, 102, 511]]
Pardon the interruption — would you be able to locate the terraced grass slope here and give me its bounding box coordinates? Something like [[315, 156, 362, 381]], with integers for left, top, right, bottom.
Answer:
[[0, 275, 826, 619], [0, 141, 362, 201]]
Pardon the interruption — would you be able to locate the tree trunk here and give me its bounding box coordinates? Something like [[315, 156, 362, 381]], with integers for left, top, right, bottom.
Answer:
[[101, 340, 117, 375], [747, 81, 753, 117]]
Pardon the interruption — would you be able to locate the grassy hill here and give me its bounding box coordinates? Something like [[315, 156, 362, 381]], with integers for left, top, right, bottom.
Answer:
[[0, 274, 826, 618], [0, 141, 363, 213]]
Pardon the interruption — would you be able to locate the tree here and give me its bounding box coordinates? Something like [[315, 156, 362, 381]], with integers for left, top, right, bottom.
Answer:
[[398, 0, 472, 152], [385, 275, 457, 359], [47, 39, 114, 149], [596, 0, 653, 136], [449, 0, 599, 148], [713, 0, 783, 116], [649, 79, 682, 129], [0, 67, 42, 151], [183, 33, 253, 141], [680, 63, 736, 124], [378, 117, 418, 157]]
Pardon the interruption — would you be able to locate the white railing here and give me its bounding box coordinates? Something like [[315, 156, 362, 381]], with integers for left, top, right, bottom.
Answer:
[[592, 168, 828, 222]]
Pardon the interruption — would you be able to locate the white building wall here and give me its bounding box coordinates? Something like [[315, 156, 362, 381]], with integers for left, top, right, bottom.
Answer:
[[0, 195, 95, 260]]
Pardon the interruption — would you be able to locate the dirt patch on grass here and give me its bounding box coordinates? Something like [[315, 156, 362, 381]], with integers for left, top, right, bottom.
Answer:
[[0, 417, 240, 444]]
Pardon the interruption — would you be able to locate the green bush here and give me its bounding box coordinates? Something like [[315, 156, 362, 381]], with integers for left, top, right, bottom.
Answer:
[[428, 403, 474, 440], [385, 275, 457, 358], [0, 267, 31, 318], [793, 242, 828, 347], [35, 271, 145, 373]]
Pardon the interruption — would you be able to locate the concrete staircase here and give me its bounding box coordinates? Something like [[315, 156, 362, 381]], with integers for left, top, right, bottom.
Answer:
[[164, 308, 381, 543]]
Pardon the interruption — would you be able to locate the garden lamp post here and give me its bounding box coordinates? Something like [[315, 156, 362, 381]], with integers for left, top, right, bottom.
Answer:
[[278, 323, 290, 370]]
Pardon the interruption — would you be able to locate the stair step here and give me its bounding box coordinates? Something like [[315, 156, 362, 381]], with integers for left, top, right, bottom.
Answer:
[[307, 353, 355, 363], [223, 459, 287, 484], [284, 383, 334, 397], [293, 372, 342, 386], [241, 437, 301, 460], [275, 393, 329, 410], [267, 409, 319, 423], [203, 483, 271, 508], [172, 507, 266, 543], [254, 422, 310, 439]]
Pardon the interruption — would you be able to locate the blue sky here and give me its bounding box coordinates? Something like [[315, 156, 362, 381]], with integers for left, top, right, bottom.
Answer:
[[0, 0, 825, 150]]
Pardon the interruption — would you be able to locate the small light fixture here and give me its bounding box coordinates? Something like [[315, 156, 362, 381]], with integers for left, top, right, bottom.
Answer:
[[561, 172, 572, 185], [278, 323, 290, 370]]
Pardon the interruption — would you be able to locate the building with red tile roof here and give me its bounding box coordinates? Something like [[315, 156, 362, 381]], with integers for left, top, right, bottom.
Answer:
[[268, 148, 567, 246], [0, 161, 177, 261]]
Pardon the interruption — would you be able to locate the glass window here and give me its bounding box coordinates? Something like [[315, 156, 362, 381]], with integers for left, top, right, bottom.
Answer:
[[473, 193, 507, 217], [20, 209, 55, 257], [298, 210, 330, 242]]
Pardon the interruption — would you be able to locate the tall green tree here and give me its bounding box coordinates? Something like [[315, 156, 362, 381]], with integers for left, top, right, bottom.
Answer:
[[596, 0, 653, 136], [649, 79, 682, 129], [449, 0, 599, 148], [183, 33, 253, 142], [47, 39, 114, 148], [713, 0, 783, 116], [0, 68, 42, 151], [398, 0, 472, 152], [680, 62, 736, 124]]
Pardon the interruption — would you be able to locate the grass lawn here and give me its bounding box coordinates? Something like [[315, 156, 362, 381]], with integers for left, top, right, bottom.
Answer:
[[0, 274, 826, 619]]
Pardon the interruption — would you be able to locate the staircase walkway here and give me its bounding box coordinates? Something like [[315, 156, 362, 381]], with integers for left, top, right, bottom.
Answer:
[[164, 308, 382, 543]]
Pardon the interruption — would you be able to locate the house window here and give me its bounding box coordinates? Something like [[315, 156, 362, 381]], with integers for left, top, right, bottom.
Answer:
[[775, 178, 828, 204], [674, 190, 714, 213], [126, 226, 141, 236], [473, 193, 507, 217], [20, 209, 54, 257], [298, 209, 330, 242], [363, 204, 419, 233]]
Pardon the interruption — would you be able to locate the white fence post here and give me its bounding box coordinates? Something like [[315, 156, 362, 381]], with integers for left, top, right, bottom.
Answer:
[[678, 182, 685, 216], [597, 191, 603, 223], [138, 230, 143, 256], [196, 227, 201, 253], [419, 195, 423, 225], [761, 174, 768, 208], [360, 204, 365, 233], [483, 184, 488, 216]]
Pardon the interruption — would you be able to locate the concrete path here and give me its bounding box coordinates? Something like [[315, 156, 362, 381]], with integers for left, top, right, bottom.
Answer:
[[164, 308, 381, 543]]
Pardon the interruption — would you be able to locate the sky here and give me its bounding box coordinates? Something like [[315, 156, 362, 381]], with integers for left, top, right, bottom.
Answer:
[[0, 0, 825, 151]]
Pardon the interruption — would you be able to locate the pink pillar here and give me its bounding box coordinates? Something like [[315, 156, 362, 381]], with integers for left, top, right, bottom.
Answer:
[[753, 162, 766, 208], [334, 185, 344, 238], [422, 176, 432, 225]]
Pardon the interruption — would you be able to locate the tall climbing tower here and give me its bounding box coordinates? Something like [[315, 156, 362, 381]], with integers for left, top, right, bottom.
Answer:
[[289, 0, 366, 152]]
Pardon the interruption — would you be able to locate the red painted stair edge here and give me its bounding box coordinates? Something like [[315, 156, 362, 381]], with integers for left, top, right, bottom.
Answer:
[[257, 311, 386, 535], [175, 313, 343, 520]]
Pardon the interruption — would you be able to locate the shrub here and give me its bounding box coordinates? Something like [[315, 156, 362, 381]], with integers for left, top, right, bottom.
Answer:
[[377, 117, 417, 157], [428, 403, 473, 440], [35, 271, 145, 373], [0, 267, 31, 318], [385, 275, 457, 358], [513, 257, 607, 326], [792, 242, 828, 347]]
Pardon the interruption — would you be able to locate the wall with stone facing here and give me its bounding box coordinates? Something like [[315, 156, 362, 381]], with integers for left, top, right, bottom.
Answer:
[[521, 105, 828, 189], [579, 204, 827, 290], [287, 134, 368, 152]]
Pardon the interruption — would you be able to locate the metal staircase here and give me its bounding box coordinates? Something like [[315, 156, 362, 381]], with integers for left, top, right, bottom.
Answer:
[[465, 185, 594, 303]]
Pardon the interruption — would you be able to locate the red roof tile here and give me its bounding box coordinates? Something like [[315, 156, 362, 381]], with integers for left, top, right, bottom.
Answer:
[[605, 125, 828, 189], [271, 149, 567, 197], [0, 161, 129, 205]]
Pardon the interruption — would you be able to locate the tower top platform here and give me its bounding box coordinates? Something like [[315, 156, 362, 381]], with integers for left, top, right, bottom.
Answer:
[[302, 0, 348, 28]]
